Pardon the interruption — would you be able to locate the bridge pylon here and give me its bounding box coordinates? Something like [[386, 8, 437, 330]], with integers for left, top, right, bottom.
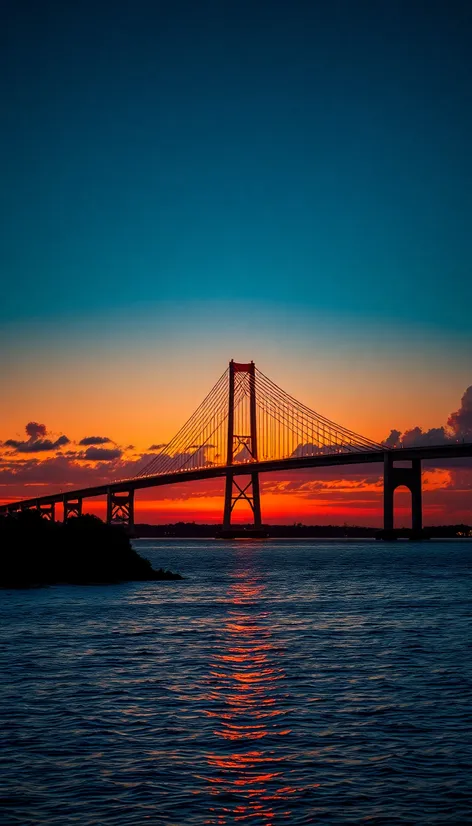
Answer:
[[106, 488, 135, 533], [222, 360, 263, 535]]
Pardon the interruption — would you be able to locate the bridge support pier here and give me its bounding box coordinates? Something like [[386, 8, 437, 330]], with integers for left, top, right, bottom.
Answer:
[[36, 501, 55, 521], [223, 471, 262, 532], [106, 489, 134, 532], [63, 496, 82, 521], [384, 454, 422, 533]]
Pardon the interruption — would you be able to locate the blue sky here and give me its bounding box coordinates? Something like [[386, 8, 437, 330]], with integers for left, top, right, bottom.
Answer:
[[2, 0, 471, 334]]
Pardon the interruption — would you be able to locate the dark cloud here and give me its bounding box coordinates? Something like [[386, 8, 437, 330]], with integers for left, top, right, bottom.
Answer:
[[0, 452, 151, 496], [82, 447, 122, 462], [5, 434, 70, 453], [383, 429, 402, 448], [79, 435, 112, 446], [3, 422, 70, 454], [383, 425, 452, 449], [148, 443, 166, 451], [447, 386, 472, 439], [26, 422, 47, 440], [400, 426, 450, 448]]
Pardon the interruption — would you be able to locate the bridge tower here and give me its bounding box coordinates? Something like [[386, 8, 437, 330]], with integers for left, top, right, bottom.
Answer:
[[222, 360, 263, 535]]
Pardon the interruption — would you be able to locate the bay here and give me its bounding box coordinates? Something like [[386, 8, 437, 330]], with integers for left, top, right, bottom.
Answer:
[[1, 539, 471, 824]]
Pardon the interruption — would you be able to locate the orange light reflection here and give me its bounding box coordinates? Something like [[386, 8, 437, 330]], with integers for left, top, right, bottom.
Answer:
[[202, 560, 303, 824]]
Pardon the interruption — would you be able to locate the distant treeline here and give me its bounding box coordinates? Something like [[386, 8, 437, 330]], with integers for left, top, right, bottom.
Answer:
[[134, 522, 472, 539]]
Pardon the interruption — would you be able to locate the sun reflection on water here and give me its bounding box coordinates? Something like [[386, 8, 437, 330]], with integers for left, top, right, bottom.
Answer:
[[201, 551, 298, 825]]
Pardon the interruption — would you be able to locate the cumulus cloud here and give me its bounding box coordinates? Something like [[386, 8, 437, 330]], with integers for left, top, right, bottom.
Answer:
[[447, 386, 472, 439], [400, 426, 450, 448], [383, 429, 402, 448], [148, 443, 167, 451], [26, 422, 47, 440], [79, 435, 112, 446]]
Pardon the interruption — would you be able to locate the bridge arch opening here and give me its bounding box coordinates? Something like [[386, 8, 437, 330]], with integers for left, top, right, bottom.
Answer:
[[393, 485, 414, 530]]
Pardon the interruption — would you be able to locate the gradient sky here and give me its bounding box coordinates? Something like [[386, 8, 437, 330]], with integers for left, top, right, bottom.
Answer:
[[1, 0, 471, 525]]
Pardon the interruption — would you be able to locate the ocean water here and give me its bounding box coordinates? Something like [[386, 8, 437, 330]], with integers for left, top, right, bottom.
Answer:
[[0, 539, 471, 825]]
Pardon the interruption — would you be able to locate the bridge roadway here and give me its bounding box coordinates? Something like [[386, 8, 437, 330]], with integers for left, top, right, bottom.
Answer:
[[1, 442, 471, 514]]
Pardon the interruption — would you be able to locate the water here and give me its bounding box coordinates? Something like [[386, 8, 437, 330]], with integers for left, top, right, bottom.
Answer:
[[1, 539, 471, 825]]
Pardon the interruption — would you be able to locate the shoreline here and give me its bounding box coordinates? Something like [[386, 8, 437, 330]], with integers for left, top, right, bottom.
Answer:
[[132, 535, 472, 542]]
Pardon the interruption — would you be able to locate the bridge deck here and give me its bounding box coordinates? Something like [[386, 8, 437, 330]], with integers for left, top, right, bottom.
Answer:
[[1, 443, 471, 512]]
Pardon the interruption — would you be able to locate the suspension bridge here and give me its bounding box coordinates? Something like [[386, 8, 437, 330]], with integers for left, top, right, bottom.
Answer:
[[1, 360, 471, 535]]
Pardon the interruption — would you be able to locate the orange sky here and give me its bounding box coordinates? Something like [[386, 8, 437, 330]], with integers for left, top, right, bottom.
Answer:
[[2, 305, 471, 450], [1, 307, 471, 526]]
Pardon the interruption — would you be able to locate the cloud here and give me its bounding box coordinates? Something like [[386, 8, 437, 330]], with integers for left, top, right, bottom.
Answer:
[[26, 422, 47, 440], [79, 435, 112, 446], [5, 434, 70, 453], [82, 447, 122, 462], [0, 451, 153, 497], [383, 426, 450, 449], [447, 386, 472, 439], [148, 443, 167, 451], [383, 429, 402, 448], [3, 422, 70, 454], [400, 426, 450, 448]]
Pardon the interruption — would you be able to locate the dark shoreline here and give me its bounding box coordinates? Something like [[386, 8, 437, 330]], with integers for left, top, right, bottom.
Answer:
[[133, 522, 472, 540], [132, 535, 472, 542], [0, 512, 182, 587]]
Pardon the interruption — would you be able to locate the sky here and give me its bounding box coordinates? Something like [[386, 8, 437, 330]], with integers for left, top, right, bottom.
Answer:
[[1, 0, 471, 525]]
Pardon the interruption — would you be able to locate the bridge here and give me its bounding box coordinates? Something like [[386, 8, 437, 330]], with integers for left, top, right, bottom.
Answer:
[[1, 360, 471, 534]]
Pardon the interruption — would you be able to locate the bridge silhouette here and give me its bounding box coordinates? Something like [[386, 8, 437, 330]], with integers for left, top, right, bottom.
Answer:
[[1, 360, 471, 534]]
